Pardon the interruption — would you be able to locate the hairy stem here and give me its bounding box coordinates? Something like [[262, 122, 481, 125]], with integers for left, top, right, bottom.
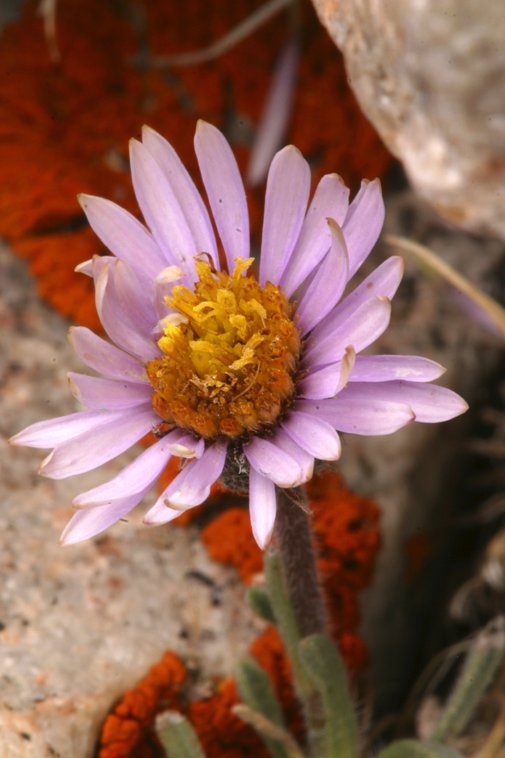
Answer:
[[274, 486, 327, 637]]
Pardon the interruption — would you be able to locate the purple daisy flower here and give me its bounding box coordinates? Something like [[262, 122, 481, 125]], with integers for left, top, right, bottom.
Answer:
[[10, 122, 467, 549]]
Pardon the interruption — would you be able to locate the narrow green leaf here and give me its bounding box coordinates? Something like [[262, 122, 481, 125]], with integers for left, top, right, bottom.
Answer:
[[299, 634, 359, 757], [236, 658, 285, 727], [233, 704, 305, 758], [247, 585, 276, 623], [236, 658, 291, 758], [156, 711, 207, 758], [431, 618, 505, 741]]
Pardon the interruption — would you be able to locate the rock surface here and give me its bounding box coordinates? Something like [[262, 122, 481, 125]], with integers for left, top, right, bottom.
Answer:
[[311, 0, 505, 239]]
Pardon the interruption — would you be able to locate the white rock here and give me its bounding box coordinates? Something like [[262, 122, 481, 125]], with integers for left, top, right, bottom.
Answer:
[[311, 0, 505, 238]]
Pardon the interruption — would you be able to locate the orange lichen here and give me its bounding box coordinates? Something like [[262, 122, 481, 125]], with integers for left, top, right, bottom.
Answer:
[[186, 679, 269, 757], [96, 634, 292, 758], [97, 662, 269, 758], [202, 507, 263, 582], [1, 0, 391, 326], [98, 651, 187, 758]]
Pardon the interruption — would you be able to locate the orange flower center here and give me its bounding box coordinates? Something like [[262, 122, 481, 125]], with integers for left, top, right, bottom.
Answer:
[[146, 258, 300, 439]]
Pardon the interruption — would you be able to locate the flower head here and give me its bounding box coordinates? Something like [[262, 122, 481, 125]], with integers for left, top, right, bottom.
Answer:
[[10, 122, 468, 548]]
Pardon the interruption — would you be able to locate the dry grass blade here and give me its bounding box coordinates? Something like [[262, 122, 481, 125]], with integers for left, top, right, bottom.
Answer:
[[38, 0, 60, 61], [385, 234, 505, 340], [145, 0, 293, 67]]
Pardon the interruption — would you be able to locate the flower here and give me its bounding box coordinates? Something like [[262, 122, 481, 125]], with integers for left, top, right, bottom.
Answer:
[[10, 121, 468, 549]]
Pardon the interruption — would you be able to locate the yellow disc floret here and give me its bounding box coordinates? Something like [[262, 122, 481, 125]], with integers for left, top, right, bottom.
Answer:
[[146, 258, 300, 439]]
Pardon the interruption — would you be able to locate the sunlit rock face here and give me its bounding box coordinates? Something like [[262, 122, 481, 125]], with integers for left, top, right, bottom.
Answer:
[[311, 0, 505, 239]]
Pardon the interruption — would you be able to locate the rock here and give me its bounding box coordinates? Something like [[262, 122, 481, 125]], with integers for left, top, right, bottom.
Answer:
[[311, 0, 505, 239]]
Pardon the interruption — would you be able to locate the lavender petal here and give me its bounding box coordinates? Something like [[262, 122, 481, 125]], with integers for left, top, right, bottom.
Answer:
[[144, 440, 227, 522], [295, 219, 349, 335], [304, 295, 392, 369], [141, 126, 219, 266], [298, 396, 415, 435], [270, 427, 315, 484], [39, 406, 156, 479], [282, 411, 341, 460], [9, 408, 133, 449], [247, 38, 299, 187], [243, 435, 304, 488], [76, 255, 115, 279], [68, 372, 152, 410], [165, 440, 227, 507], [280, 173, 350, 296], [60, 493, 148, 545], [259, 145, 310, 286], [248, 468, 277, 549], [142, 501, 187, 526], [69, 327, 148, 383], [298, 348, 355, 399], [73, 435, 177, 505], [129, 138, 197, 275], [94, 261, 159, 363], [343, 179, 385, 278], [78, 194, 165, 280], [350, 355, 446, 383], [307, 256, 404, 349], [194, 120, 250, 270], [341, 381, 469, 422]]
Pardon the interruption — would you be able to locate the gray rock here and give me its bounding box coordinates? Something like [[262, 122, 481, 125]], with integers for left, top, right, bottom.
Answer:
[[311, 0, 505, 239]]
